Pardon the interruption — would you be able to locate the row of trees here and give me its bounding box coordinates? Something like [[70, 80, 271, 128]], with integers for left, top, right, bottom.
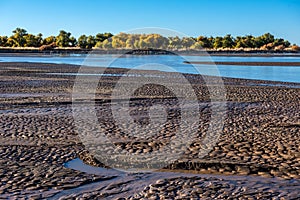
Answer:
[[0, 28, 113, 48], [0, 28, 299, 51]]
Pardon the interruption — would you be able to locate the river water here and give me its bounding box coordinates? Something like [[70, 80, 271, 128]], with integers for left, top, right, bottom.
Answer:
[[0, 54, 299, 83]]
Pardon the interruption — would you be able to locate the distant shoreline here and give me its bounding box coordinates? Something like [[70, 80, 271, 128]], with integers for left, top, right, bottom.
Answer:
[[0, 48, 300, 57]]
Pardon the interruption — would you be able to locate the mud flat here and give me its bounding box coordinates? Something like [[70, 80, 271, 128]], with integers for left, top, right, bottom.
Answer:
[[0, 62, 299, 199]]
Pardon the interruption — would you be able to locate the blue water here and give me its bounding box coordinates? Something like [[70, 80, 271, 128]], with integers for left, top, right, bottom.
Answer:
[[0, 54, 299, 83], [187, 55, 300, 62]]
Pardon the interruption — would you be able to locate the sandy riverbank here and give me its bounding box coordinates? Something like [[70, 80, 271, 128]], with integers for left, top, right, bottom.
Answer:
[[0, 62, 299, 198]]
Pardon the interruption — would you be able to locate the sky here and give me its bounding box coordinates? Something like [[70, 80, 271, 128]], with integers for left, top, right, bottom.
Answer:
[[1, 0, 299, 44]]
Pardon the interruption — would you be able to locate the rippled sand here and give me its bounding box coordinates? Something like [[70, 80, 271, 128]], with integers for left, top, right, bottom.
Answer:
[[0, 62, 299, 199]]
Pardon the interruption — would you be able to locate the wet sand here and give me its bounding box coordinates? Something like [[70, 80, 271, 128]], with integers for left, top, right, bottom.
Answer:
[[0, 62, 299, 199]]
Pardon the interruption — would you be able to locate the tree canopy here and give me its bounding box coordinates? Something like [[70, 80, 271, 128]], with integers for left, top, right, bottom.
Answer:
[[0, 27, 298, 51]]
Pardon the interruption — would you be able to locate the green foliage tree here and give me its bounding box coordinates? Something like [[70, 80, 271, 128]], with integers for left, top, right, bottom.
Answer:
[[181, 37, 195, 49], [197, 36, 213, 48], [95, 33, 113, 43], [0, 28, 295, 50], [168, 36, 182, 50], [283, 40, 291, 48], [13, 28, 27, 36], [244, 35, 255, 48], [235, 36, 246, 48], [213, 37, 223, 49], [69, 36, 77, 47], [35, 33, 43, 46], [11, 28, 28, 47], [102, 39, 112, 49], [222, 34, 235, 48], [0, 36, 8, 46], [143, 34, 169, 49], [111, 34, 126, 48], [235, 35, 256, 48], [191, 42, 203, 50], [86, 35, 95, 48], [56, 30, 72, 47], [5, 38, 17, 47], [261, 33, 275, 44], [125, 35, 136, 49], [138, 39, 147, 49], [43, 36, 56, 45], [133, 40, 140, 49], [78, 35, 88, 48], [95, 33, 113, 48], [254, 33, 275, 47], [95, 41, 103, 48], [273, 38, 290, 48], [24, 34, 38, 47], [111, 38, 123, 48]]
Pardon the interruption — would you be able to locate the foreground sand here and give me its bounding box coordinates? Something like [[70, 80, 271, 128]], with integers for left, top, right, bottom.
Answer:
[[0, 62, 299, 199]]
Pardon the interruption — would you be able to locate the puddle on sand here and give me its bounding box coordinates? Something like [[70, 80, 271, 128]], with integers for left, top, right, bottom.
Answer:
[[64, 158, 300, 185], [57, 158, 300, 199], [64, 158, 124, 177]]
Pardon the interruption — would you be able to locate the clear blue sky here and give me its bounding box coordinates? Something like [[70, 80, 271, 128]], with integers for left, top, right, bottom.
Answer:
[[1, 0, 299, 44]]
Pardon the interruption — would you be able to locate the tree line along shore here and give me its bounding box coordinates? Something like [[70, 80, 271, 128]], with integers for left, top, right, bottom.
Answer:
[[0, 28, 299, 53]]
